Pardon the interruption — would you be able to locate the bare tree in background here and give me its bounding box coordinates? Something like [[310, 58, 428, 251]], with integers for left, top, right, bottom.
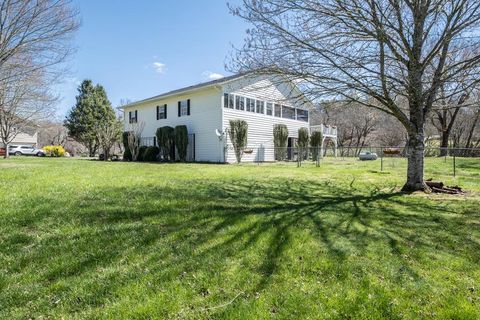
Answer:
[[0, 0, 79, 157], [430, 49, 478, 156], [95, 119, 122, 161], [38, 123, 69, 146], [0, 0, 78, 81], [0, 66, 55, 158], [127, 121, 145, 161], [230, 0, 480, 191]]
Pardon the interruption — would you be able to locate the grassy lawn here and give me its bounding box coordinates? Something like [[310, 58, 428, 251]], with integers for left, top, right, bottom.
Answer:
[[0, 157, 479, 319]]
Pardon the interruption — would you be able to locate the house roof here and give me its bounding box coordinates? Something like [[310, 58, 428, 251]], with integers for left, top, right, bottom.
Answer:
[[118, 73, 248, 109], [118, 71, 315, 110]]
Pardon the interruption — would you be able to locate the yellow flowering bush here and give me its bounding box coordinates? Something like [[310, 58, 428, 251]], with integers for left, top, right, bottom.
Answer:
[[42, 145, 66, 157]]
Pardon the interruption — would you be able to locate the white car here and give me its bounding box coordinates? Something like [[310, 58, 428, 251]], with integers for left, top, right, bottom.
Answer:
[[9, 145, 46, 157]]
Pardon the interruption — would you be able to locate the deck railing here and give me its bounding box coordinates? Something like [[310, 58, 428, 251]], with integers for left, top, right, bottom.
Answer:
[[310, 124, 337, 137]]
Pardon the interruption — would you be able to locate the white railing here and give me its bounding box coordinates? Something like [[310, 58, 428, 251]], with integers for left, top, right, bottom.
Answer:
[[310, 124, 337, 137]]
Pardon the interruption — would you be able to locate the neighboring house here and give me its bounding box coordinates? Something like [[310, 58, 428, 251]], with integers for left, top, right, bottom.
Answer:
[[121, 73, 334, 163], [0, 130, 38, 148]]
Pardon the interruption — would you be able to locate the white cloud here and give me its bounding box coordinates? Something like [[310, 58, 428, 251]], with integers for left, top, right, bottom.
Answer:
[[152, 62, 166, 73], [202, 71, 224, 80]]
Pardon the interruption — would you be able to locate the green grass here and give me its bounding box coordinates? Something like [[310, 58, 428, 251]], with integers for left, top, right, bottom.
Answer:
[[0, 157, 479, 319]]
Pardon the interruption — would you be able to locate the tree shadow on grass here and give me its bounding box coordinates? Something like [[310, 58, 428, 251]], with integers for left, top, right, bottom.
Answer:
[[1, 177, 479, 318]]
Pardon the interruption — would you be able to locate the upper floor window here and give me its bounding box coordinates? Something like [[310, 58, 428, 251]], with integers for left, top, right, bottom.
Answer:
[[282, 105, 296, 120], [235, 96, 245, 111], [157, 104, 167, 120], [221, 93, 306, 122], [128, 110, 138, 123], [223, 93, 234, 109], [178, 99, 190, 117], [246, 98, 255, 112], [274, 104, 282, 117], [266, 103, 273, 116], [296, 109, 309, 122], [256, 100, 264, 114]]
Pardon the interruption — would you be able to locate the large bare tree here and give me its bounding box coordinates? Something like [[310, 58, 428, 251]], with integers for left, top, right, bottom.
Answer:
[[0, 0, 79, 157], [0, 0, 78, 80], [0, 65, 55, 158], [230, 0, 480, 191]]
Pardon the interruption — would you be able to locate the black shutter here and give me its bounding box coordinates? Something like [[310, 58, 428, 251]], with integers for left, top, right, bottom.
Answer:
[[128, 111, 131, 123], [178, 101, 181, 117], [156, 106, 159, 120], [153, 136, 157, 147], [164, 104, 167, 119], [135, 110, 138, 123], [187, 99, 191, 115]]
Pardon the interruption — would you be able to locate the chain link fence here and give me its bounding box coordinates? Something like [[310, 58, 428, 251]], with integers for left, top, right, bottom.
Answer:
[[249, 146, 480, 178]]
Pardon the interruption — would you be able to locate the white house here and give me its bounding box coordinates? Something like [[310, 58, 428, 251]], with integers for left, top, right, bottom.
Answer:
[[1, 130, 38, 148], [121, 73, 336, 163]]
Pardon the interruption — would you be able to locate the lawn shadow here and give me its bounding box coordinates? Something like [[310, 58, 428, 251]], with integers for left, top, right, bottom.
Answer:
[[2, 176, 479, 317]]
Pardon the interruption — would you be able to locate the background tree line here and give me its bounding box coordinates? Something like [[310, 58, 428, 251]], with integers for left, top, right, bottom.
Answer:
[[311, 97, 480, 156]]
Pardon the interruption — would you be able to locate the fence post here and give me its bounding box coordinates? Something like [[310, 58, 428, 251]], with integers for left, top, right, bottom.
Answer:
[[381, 147, 384, 172], [453, 153, 456, 177]]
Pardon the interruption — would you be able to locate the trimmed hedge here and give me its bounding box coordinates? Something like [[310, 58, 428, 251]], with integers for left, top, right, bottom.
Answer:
[[174, 125, 188, 161], [143, 146, 160, 162], [123, 148, 132, 161], [137, 146, 148, 162], [156, 126, 175, 161], [273, 124, 288, 160]]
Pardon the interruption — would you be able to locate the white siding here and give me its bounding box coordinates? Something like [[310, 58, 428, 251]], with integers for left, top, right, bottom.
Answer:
[[222, 109, 308, 163], [123, 87, 224, 162], [5, 132, 38, 147], [122, 74, 312, 163], [221, 76, 310, 163], [222, 75, 310, 108]]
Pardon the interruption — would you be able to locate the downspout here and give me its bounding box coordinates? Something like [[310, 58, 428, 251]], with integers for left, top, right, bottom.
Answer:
[[214, 85, 226, 163]]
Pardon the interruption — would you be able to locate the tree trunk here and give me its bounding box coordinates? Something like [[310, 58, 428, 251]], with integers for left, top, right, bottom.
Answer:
[[402, 132, 429, 192], [3, 143, 9, 159], [439, 132, 449, 157]]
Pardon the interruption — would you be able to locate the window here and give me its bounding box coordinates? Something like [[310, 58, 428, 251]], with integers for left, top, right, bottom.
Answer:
[[235, 96, 245, 110], [274, 104, 281, 117], [256, 100, 264, 114], [178, 99, 190, 117], [296, 109, 309, 122], [266, 103, 273, 116], [246, 98, 255, 112], [156, 104, 167, 120], [129, 110, 138, 123], [282, 105, 295, 120], [223, 93, 234, 109]]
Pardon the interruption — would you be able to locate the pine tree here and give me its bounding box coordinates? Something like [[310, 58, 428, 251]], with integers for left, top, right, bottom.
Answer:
[[64, 80, 116, 156]]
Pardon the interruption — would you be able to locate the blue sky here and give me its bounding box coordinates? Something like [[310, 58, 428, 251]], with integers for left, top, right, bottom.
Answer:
[[55, 0, 248, 118]]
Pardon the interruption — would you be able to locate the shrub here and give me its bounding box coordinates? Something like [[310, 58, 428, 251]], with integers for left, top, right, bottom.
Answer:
[[228, 119, 248, 163], [156, 126, 175, 161], [297, 127, 310, 161], [42, 145, 66, 157], [143, 146, 160, 162], [273, 124, 288, 161], [297, 127, 309, 148], [123, 148, 132, 161], [137, 146, 148, 162], [174, 125, 189, 161], [310, 131, 323, 161], [122, 131, 130, 149]]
